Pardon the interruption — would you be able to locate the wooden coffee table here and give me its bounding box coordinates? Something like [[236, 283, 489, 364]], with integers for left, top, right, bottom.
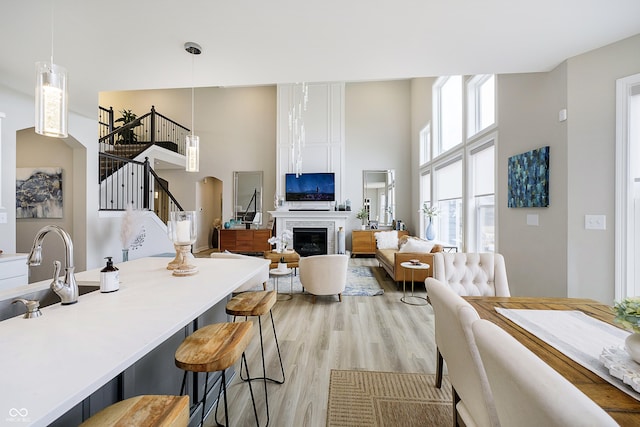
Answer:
[[263, 249, 300, 271]]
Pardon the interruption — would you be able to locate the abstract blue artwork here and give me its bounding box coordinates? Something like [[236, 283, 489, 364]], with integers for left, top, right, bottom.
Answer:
[[507, 146, 549, 208]]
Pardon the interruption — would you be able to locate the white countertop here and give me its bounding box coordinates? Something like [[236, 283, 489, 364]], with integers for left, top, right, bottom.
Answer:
[[0, 256, 269, 426]]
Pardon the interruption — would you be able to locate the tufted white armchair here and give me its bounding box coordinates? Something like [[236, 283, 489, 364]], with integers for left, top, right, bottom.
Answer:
[[431, 252, 510, 389], [432, 252, 510, 298]]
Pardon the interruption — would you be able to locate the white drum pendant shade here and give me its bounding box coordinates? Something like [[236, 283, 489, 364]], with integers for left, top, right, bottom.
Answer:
[[35, 61, 68, 138]]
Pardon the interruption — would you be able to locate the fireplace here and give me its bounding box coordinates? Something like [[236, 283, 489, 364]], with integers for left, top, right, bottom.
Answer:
[[293, 228, 328, 257]]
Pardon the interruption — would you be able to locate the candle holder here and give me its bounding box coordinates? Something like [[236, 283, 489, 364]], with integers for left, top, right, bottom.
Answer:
[[168, 211, 198, 276]]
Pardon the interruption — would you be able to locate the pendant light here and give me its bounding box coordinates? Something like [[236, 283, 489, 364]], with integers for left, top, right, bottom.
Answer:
[[35, 1, 68, 138], [185, 42, 201, 172]]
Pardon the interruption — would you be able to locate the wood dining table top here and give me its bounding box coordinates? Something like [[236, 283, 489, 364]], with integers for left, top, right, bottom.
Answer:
[[464, 296, 640, 426]]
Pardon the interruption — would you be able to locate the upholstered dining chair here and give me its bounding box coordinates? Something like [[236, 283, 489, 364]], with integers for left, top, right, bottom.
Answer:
[[473, 319, 618, 427], [425, 278, 500, 427], [210, 252, 269, 292], [431, 252, 510, 388], [299, 254, 349, 303]]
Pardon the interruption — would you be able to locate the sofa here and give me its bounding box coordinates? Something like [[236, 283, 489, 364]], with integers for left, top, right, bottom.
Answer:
[[374, 231, 443, 283]]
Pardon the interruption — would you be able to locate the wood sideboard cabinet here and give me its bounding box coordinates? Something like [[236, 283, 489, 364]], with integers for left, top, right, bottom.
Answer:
[[352, 229, 409, 256], [219, 229, 272, 253]]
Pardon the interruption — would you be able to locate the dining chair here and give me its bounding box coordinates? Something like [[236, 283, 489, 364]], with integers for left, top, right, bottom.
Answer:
[[299, 254, 349, 302], [425, 278, 500, 427], [431, 252, 510, 388], [472, 319, 618, 427]]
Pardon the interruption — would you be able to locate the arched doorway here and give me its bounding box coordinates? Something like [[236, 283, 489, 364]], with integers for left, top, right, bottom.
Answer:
[[196, 176, 223, 252]]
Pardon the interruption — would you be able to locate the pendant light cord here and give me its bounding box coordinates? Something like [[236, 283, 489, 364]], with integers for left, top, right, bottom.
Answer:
[[191, 53, 195, 137], [50, 0, 55, 64]]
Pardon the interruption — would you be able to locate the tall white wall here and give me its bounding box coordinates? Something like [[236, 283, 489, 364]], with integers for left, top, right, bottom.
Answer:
[[566, 33, 640, 303]]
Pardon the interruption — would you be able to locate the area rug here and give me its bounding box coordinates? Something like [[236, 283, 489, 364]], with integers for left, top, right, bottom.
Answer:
[[286, 266, 384, 296], [327, 370, 452, 427]]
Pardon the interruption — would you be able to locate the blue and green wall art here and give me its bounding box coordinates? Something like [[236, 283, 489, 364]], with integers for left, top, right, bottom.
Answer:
[[507, 146, 549, 208]]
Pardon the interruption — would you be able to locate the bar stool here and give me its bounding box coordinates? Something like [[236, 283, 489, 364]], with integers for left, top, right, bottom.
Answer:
[[80, 394, 189, 426], [175, 321, 259, 427], [226, 291, 285, 426]]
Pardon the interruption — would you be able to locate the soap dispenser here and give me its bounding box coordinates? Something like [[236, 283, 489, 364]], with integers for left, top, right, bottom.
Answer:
[[100, 256, 119, 293]]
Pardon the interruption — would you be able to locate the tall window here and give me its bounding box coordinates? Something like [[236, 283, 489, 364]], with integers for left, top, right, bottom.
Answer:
[[420, 75, 496, 252], [435, 158, 463, 247], [434, 76, 463, 155], [420, 123, 431, 166], [467, 74, 495, 137], [468, 140, 495, 251], [420, 171, 431, 238]]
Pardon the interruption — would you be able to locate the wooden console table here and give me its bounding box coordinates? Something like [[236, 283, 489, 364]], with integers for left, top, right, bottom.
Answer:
[[219, 228, 272, 253]]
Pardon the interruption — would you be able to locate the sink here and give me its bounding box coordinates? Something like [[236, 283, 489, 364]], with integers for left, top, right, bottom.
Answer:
[[0, 282, 100, 321]]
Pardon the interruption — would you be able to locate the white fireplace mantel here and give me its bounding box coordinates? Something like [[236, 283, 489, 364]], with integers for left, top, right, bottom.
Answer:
[[268, 210, 351, 254]]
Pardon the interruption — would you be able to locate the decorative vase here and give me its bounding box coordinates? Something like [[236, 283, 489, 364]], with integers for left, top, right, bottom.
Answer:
[[360, 224, 366, 230], [626, 332, 640, 363], [426, 218, 435, 240], [122, 248, 129, 262], [278, 262, 288, 272]]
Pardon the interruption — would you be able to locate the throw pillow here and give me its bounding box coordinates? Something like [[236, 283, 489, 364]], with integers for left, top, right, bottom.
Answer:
[[375, 230, 399, 249], [399, 237, 435, 253]]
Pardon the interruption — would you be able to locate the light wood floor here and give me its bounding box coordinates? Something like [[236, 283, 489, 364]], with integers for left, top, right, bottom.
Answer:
[[212, 256, 439, 427]]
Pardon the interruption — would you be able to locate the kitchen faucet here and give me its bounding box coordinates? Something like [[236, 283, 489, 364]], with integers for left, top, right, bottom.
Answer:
[[27, 225, 79, 305]]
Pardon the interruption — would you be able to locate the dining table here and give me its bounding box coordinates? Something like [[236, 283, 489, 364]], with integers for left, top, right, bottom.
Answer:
[[465, 296, 640, 426]]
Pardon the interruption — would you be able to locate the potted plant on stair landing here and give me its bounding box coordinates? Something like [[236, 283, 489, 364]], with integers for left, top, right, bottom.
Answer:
[[115, 109, 142, 144]]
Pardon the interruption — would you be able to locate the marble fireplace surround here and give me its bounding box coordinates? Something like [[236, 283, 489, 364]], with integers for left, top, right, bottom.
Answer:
[[268, 210, 350, 255]]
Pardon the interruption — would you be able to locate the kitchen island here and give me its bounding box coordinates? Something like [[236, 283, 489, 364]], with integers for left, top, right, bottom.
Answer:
[[0, 256, 269, 426]]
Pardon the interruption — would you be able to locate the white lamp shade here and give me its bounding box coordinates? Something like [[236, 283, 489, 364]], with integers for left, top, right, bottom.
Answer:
[[35, 62, 68, 138], [186, 134, 199, 172], [252, 212, 262, 224]]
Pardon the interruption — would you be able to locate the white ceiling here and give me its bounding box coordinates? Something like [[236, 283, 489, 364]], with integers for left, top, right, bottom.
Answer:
[[1, 0, 639, 118]]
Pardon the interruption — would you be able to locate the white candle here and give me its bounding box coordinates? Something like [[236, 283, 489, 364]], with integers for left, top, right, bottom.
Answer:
[[176, 220, 191, 243]]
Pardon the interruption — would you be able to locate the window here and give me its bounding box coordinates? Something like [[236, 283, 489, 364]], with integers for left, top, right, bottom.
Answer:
[[419, 75, 497, 252], [468, 140, 495, 251], [420, 171, 431, 238], [419, 123, 431, 166], [467, 75, 495, 137], [434, 76, 463, 156], [435, 158, 463, 247]]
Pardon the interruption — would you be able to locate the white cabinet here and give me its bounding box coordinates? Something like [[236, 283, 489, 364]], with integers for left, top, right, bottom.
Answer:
[[0, 254, 28, 290]]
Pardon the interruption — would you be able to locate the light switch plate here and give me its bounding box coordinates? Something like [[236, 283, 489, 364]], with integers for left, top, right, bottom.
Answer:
[[0, 212, 7, 224], [585, 214, 606, 230], [527, 214, 539, 226]]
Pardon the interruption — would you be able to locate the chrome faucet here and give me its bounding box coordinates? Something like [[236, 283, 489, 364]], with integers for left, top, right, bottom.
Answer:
[[27, 225, 79, 305]]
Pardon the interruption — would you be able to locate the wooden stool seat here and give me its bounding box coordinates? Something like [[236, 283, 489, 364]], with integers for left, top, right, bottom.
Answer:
[[226, 290, 276, 317], [80, 395, 189, 427], [175, 322, 253, 373]]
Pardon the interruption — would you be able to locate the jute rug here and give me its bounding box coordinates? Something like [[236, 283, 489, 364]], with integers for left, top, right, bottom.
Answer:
[[327, 370, 452, 426]]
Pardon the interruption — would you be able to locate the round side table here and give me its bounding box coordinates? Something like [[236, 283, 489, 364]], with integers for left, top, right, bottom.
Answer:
[[400, 261, 430, 306], [269, 268, 293, 301]]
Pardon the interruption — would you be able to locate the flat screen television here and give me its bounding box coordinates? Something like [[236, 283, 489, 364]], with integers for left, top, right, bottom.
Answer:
[[285, 172, 335, 201]]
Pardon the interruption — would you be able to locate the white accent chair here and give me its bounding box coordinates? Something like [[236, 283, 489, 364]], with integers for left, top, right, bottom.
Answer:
[[210, 252, 269, 293], [472, 319, 618, 427], [299, 254, 349, 303], [425, 278, 500, 427], [432, 252, 510, 388]]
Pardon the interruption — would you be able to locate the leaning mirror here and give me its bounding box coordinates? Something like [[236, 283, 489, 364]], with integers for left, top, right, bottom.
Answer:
[[234, 171, 263, 225], [363, 170, 395, 227]]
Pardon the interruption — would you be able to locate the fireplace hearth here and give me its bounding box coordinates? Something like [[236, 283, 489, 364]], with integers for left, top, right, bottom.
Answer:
[[293, 228, 328, 257]]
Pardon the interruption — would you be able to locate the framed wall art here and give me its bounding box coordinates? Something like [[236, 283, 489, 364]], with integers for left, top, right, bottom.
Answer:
[[16, 167, 63, 218], [507, 146, 549, 208]]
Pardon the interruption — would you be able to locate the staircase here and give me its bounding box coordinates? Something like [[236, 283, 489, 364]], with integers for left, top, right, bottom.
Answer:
[[98, 105, 187, 223]]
